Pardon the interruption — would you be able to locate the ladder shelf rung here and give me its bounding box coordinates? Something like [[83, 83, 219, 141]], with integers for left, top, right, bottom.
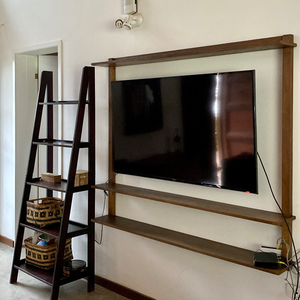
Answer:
[[15, 259, 53, 285], [39, 100, 90, 105], [27, 178, 89, 193], [20, 220, 89, 239], [14, 259, 89, 286], [33, 139, 89, 148]]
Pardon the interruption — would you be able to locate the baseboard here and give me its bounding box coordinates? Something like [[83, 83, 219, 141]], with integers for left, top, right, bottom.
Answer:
[[95, 275, 156, 300], [0, 235, 14, 247]]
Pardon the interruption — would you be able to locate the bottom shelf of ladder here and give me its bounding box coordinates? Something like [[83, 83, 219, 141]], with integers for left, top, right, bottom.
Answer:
[[92, 215, 288, 276], [13, 259, 89, 286]]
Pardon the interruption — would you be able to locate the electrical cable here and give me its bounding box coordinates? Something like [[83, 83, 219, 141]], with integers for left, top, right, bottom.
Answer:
[[277, 237, 290, 265], [281, 238, 296, 299], [95, 173, 118, 245], [94, 190, 107, 245], [106, 173, 118, 184], [257, 152, 299, 299]]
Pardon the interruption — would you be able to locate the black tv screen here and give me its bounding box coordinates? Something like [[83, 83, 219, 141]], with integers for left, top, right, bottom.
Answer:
[[111, 70, 258, 194]]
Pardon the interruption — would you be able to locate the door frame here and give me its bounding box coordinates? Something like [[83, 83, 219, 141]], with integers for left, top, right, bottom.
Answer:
[[14, 40, 62, 100], [14, 40, 62, 235]]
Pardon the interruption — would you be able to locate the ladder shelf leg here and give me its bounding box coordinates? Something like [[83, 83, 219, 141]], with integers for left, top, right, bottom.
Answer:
[[10, 72, 51, 284]]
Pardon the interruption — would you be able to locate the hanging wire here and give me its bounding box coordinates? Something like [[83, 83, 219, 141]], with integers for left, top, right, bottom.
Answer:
[[106, 173, 118, 184], [257, 152, 299, 299], [95, 173, 118, 245], [95, 190, 107, 245]]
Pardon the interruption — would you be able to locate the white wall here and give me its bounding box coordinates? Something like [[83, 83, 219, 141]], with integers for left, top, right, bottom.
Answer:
[[0, 1, 300, 299], [0, 25, 15, 241], [14, 54, 38, 235]]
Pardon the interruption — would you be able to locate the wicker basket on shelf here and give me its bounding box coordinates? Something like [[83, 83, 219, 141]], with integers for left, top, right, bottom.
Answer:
[[24, 237, 73, 270], [26, 197, 64, 228]]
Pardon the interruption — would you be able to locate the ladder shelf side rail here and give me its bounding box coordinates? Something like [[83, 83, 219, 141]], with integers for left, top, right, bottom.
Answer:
[[50, 66, 95, 300], [10, 71, 53, 284]]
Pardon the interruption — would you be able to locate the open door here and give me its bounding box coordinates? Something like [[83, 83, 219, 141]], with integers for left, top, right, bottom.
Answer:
[[14, 41, 61, 236]]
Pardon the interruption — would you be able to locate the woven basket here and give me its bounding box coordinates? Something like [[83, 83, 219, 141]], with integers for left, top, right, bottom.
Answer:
[[26, 197, 64, 228], [24, 237, 73, 270]]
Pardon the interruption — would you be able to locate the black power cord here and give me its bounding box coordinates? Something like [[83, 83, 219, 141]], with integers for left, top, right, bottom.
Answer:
[[95, 173, 118, 245], [257, 152, 299, 299], [95, 190, 107, 245]]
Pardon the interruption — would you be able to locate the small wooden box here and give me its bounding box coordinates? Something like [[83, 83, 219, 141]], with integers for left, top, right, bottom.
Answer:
[[75, 170, 88, 186], [41, 173, 61, 183]]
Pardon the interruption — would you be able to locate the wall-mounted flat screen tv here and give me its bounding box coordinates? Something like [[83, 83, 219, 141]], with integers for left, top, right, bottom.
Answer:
[[111, 70, 258, 194]]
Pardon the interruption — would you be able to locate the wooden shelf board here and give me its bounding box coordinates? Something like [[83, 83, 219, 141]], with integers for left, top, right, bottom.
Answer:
[[66, 221, 89, 238], [33, 139, 89, 148], [14, 259, 53, 285], [14, 259, 88, 286], [28, 178, 68, 192], [92, 215, 287, 275], [39, 101, 89, 105], [93, 183, 295, 226], [27, 178, 89, 193], [92, 35, 296, 68], [20, 220, 88, 239]]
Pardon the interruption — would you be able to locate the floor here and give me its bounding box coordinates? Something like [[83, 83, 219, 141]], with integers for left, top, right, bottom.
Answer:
[[0, 242, 129, 300]]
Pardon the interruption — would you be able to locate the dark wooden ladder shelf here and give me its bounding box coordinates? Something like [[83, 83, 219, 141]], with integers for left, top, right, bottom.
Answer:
[[10, 66, 95, 300]]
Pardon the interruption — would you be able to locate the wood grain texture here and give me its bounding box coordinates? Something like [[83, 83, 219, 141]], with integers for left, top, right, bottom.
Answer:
[[92, 215, 288, 275], [93, 183, 295, 226], [108, 64, 116, 216], [92, 35, 297, 68], [0, 235, 14, 247], [92, 34, 296, 272]]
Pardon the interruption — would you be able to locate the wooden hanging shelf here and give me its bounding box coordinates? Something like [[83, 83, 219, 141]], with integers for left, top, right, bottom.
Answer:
[[92, 34, 296, 67], [93, 183, 295, 226], [92, 34, 296, 276]]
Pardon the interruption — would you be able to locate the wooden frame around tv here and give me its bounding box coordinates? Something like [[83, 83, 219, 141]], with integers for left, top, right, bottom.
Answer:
[[92, 34, 296, 274]]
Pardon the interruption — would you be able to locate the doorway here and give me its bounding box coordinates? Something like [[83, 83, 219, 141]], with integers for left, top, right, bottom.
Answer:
[[14, 41, 62, 235]]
